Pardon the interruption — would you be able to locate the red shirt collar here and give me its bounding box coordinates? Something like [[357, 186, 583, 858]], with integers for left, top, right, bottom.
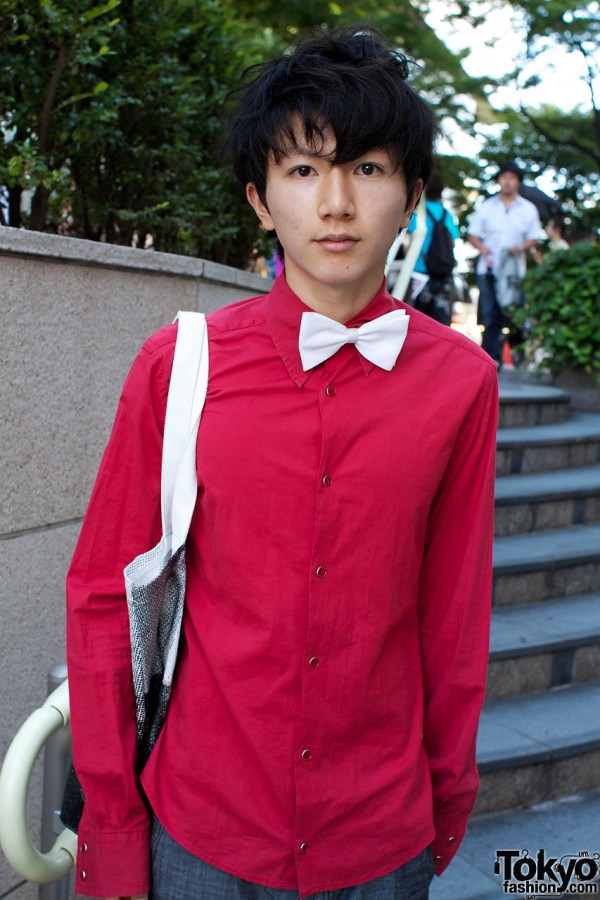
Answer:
[[267, 273, 404, 387]]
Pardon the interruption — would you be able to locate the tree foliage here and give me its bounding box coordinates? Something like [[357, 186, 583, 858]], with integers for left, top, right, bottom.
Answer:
[[514, 241, 600, 377], [0, 0, 491, 264], [0, 0, 255, 262], [518, 0, 599, 112], [4, 1, 597, 261], [476, 105, 599, 230], [0, 0, 122, 228], [219, 0, 488, 123], [469, 0, 599, 231]]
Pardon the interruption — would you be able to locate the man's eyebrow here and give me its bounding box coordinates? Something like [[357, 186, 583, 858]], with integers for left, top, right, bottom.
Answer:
[[279, 144, 334, 159]]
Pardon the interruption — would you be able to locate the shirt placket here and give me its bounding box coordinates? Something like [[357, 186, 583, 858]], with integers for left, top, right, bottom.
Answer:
[[292, 359, 349, 891]]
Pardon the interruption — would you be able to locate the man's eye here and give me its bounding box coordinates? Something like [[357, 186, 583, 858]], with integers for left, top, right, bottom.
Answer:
[[292, 166, 314, 177], [358, 163, 379, 175]]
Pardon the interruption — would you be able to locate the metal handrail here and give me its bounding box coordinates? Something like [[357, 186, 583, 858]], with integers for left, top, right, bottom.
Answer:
[[0, 679, 77, 883]]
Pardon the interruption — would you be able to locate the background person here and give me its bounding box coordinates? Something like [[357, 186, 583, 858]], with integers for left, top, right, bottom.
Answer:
[[545, 215, 570, 250], [467, 161, 542, 368], [404, 173, 459, 326]]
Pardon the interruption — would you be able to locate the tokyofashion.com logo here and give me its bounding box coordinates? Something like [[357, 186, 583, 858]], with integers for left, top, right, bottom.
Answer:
[[494, 849, 600, 895]]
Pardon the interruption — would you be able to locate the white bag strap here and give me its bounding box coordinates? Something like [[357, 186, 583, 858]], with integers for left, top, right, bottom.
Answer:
[[161, 311, 209, 549]]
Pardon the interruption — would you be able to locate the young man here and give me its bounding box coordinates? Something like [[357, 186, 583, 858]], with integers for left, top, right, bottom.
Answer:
[[467, 161, 542, 367], [66, 27, 498, 900]]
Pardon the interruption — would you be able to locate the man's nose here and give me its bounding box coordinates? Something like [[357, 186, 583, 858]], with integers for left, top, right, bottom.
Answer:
[[318, 169, 355, 219]]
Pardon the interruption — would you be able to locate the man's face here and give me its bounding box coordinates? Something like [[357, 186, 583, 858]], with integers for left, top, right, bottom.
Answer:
[[246, 126, 420, 314], [498, 171, 521, 197]]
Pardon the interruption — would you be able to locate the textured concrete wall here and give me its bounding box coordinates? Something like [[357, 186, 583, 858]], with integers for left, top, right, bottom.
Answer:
[[0, 229, 270, 899]]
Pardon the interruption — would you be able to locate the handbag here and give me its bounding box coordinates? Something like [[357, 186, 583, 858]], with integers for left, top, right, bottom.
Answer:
[[495, 249, 525, 309], [60, 311, 209, 831]]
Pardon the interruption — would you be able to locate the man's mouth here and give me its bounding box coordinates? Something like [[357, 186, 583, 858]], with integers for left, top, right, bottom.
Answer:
[[317, 234, 360, 252]]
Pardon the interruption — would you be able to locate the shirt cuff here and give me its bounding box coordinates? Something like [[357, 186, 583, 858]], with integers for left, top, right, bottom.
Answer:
[[432, 820, 467, 876], [75, 826, 150, 897]]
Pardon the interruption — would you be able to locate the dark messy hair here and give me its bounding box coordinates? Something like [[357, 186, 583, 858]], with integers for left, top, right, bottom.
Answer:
[[547, 215, 568, 239], [224, 26, 438, 205]]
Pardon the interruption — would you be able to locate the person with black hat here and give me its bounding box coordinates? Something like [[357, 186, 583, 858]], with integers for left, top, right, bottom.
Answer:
[[467, 161, 542, 368]]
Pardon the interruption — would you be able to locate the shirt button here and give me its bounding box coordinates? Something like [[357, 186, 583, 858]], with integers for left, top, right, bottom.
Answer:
[[308, 656, 320, 668], [325, 385, 336, 397], [315, 565, 327, 578], [447, 836, 456, 844], [301, 748, 313, 760], [435, 855, 443, 863], [80, 842, 88, 853], [81, 870, 87, 881], [322, 474, 332, 487], [300, 842, 309, 854]]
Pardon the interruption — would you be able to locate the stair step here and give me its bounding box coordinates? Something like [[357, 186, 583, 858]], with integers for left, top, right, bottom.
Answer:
[[430, 788, 600, 899], [495, 464, 600, 535], [451, 375, 600, 840], [498, 382, 570, 428], [487, 593, 600, 699], [497, 411, 600, 476], [476, 681, 600, 815], [493, 523, 600, 606]]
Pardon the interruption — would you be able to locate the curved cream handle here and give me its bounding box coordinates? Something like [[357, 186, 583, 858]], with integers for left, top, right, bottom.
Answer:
[[0, 680, 77, 882]]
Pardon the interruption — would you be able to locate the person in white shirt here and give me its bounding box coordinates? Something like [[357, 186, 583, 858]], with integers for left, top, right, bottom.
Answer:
[[467, 161, 541, 367]]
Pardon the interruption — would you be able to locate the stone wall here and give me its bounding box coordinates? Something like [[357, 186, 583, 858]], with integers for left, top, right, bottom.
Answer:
[[0, 228, 270, 900]]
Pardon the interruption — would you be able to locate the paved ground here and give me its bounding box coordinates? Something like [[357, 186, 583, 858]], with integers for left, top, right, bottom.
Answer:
[[430, 788, 600, 899]]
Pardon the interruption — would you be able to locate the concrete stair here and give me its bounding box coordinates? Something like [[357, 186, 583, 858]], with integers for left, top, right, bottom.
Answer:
[[487, 592, 600, 701], [496, 411, 600, 476], [431, 372, 600, 897], [494, 466, 600, 535], [478, 375, 600, 817]]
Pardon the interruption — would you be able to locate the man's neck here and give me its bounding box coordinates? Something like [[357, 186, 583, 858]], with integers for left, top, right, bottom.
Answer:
[[285, 270, 384, 324], [301, 291, 375, 324], [499, 191, 518, 209]]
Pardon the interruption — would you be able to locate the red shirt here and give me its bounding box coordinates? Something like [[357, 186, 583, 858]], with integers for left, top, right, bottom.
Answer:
[[66, 275, 498, 898]]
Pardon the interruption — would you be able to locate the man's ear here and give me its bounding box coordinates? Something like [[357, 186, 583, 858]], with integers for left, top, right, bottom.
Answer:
[[246, 183, 275, 231], [400, 178, 424, 229]]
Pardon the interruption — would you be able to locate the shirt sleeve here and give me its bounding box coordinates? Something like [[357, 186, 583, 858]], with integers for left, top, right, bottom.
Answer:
[[466, 203, 486, 240], [66, 325, 177, 897], [417, 361, 498, 875], [525, 204, 543, 241]]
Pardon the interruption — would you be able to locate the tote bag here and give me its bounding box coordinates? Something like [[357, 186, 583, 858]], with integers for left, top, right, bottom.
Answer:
[[61, 311, 209, 831]]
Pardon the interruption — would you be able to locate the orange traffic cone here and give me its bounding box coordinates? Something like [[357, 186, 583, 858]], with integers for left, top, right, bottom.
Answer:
[[502, 341, 514, 368]]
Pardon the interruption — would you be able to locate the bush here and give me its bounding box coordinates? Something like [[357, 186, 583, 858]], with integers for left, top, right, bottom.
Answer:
[[514, 241, 600, 381]]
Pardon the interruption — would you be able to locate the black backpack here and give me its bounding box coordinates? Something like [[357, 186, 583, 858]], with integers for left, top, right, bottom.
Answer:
[[424, 207, 456, 280]]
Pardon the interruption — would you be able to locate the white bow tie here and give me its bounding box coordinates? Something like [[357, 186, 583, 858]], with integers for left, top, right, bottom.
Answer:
[[298, 309, 410, 372]]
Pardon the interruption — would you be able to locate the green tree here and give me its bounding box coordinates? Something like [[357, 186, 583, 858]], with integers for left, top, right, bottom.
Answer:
[[468, 0, 599, 231], [0, 0, 256, 262], [0, 0, 491, 263], [217, 0, 493, 248], [0, 0, 121, 229], [476, 105, 599, 230], [514, 240, 600, 377], [219, 0, 490, 131], [63, 0, 251, 261], [516, 0, 599, 152]]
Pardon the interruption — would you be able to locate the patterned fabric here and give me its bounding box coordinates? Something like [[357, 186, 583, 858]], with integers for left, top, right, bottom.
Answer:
[[129, 544, 186, 765]]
